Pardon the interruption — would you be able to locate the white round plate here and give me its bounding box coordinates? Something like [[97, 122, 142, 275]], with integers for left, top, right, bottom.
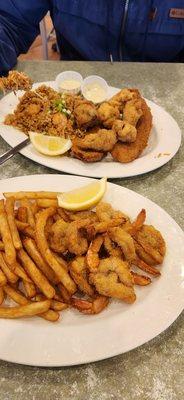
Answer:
[[0, 174, 183, 367], [0, 82, 181, 178]]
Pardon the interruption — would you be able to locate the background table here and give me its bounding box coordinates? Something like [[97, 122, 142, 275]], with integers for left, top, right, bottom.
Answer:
[[0, 61, 183, 400]]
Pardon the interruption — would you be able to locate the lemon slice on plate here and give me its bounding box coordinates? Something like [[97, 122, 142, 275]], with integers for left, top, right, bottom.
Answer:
[[29, 132, 72, 156], [57, 177, 107, 211]]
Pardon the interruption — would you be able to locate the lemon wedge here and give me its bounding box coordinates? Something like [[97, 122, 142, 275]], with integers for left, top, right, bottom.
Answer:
[[29, 132, 72, 156], [57, 177, 107, 211]]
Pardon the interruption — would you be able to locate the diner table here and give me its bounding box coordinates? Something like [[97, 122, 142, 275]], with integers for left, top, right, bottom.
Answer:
[[0, 60, 183, 400]]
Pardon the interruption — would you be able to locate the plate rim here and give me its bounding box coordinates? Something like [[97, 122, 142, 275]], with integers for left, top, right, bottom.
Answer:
[[0, 174, 183, 367]]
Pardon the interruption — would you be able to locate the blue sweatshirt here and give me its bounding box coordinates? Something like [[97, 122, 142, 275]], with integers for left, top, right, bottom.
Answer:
[[0, 0, 184, 74]]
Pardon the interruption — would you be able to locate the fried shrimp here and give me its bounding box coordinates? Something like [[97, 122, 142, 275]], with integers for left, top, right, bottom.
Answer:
[[108, 227, 136, 262], [111, 96, 152, 163], [75, 129, 117, 152], [96, 202, 129, 223], [112, 120, 137, 143], [89, 257, 136, 303], [97, 102, 120, 128], [124, 209, 146, 236], [103, 234, 122, 258], [65, 219, 90, 255], [48, 219, 69, 253], [69, 257, 94, 296], [134, 225, 166, 265], [64, 210, 98, 223], [71, 295, 109, 314], [86, 236, 104, 271]]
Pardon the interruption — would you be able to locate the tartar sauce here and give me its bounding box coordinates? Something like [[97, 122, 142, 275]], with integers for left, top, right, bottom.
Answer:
[[60, 79, 81, 90], [83, 82, 107, 103]]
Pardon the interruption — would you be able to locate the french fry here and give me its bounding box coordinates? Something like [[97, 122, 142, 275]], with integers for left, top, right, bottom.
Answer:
[[15, 220, 29, 230], [23, 281, 36, 298], [35, 207, 76, 294], [0, 241, 4, 250], [5, 197, 22, 250], [40, 309, 60, 321], [0, 253, 18, 284], [31, 200, 39, 216], [37, 199, 58, 208], [17, 206, 27, 222], [13, 261, 32, 283], [135, 257, 161, 276], [23, 238, 59, 284], [18, 249, 55, 299], [15, 220, 35, 239], [4, 285, 59, 322], [57, 283, 72, 303], [21, 226, 35, 239], [0, 200, 16, 265], [3, 285, 29, 306], [0, 268, 7, 286], [4, 191, 58, 200], [0, 287, 4, 305], [36, 294, 68, 312], [46, 250, 76, 294], [52, 253, 68, 271], [0, 300, 50, 319], [131, 271, 151, 286], [21, 199, 35, 228]]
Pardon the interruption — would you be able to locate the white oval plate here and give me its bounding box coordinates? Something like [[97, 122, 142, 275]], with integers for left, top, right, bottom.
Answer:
[[0, 82, 181, 178], [0, 174, 183, 367]]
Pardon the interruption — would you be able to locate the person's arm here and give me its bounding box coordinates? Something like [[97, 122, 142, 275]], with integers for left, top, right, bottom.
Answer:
[[0, 0, 50, 74]]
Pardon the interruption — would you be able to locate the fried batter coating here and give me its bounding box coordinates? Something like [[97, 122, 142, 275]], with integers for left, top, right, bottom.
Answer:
[[74, 100, 97, 128], [48, 219, 69, 253], [134, 241, 156, 266], [75, 129, 117, 152], [108, 88, 135, 110], [65, 219, 89, 255], [103, 234, 122, 258], [112, 120, 137, 143], [111, 96, 152, 163], [89, 257, 136, 303], [108, 227, 136, 262], [64, 210, 98, 223], [86, 236, 104, 271], [134, 225, 166, 265], [71, 140, 105, 162], [123, 98, 143, 127], [69, 256, 94, 297], [96, 202, 129, 223], [97, 102, 120, 128]]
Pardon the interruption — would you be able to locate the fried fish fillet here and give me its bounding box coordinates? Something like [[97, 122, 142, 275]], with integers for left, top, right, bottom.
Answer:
[[111, 95, 152, 163], [74, 129, 117, 152], [71, 140, 105, 162]]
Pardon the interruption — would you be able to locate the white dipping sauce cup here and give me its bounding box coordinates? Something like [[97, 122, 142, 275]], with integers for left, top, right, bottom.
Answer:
[[55, 71, 83, 94], [81, 75, 109, 104]]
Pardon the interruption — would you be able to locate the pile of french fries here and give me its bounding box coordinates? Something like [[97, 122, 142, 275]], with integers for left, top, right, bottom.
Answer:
[[0, 191, 69, 322], [0, 190, 164, 322]]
